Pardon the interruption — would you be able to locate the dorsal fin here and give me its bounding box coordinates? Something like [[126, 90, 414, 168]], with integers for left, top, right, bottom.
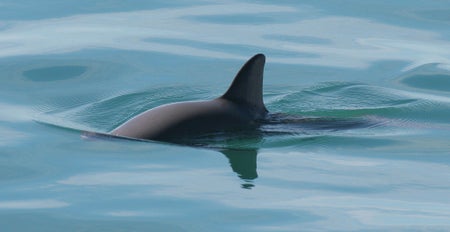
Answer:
[[221, 54, 268, 118]]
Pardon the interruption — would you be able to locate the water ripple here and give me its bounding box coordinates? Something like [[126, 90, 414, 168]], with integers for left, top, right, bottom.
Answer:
[[34, 79, 450, 149]]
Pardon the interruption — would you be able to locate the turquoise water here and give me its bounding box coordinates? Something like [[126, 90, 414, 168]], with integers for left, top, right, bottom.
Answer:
[[1, 1, 450, 231]]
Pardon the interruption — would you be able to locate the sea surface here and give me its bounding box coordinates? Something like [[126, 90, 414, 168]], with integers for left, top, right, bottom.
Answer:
[[1, 1, 450, 231]]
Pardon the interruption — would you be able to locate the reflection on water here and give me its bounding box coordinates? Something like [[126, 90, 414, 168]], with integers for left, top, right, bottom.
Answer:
[[0, 199, 69, 209], [81, 130, 261, 188], [221, 149, 258, 189], [185, 13, 301, 25], [0, 3, 449, 68], [263, 34, 332, 45]]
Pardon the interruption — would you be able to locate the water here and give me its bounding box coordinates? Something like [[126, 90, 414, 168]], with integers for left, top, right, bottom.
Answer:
[[1, 1, 450, 231]]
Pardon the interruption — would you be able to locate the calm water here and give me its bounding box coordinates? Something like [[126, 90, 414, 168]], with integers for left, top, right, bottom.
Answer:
[[1, 1, 450, 231]]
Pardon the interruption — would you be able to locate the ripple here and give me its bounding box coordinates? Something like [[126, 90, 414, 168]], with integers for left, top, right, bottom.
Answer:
[[402, 74, 450, 92], [23, 65, 87, 82], [267, 82, 420, 117], [397, 63, 450, 92]]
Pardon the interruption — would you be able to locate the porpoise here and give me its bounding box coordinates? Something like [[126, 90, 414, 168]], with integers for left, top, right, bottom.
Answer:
[[110, 54, 268, 141]]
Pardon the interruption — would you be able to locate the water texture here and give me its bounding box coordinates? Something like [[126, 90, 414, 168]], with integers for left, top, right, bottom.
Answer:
[[1, 1, 450, 231]]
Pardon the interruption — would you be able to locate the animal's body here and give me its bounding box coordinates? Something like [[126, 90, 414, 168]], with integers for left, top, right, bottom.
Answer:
[[111, 54, 268, 141]]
